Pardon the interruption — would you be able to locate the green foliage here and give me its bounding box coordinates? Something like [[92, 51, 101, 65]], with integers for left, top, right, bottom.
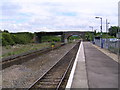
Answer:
[[2, 37, 8, 46], [85, 32, 93, 41], [2, 32, 34, 46], [2, 32, 15, 46], [42, 36, 61, 42], [69, 36, 80, 40], [52, 38, 61, 42], [2, 43, 50, 58], [96, 33, 115, 38], [11, 32, 34, 44], [11, 34, 22, 44], [108, 26, 119, 37], [94, 30, 97, 36], [51, 42, 55, 45], [5, 45, 11, 49]]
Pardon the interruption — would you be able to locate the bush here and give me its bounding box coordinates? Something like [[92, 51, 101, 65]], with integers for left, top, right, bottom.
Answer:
[[2, 32, 15, 46], [42, 36, 61, 42], [69, 36, 79, 40], [11, 35, 22, 44], [51, 42, 55, 45], [2, 37, 8, 46], [11, 32, 34, 44], [52, 38, 61, 42], [2, 32, 34, 46]]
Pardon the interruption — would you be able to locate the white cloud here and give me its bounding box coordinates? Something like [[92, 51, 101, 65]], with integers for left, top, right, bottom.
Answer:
[[0, 0, 119, 32]]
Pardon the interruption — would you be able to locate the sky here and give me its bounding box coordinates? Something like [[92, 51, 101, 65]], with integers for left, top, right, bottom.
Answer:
[[0, 0, 119, 32]]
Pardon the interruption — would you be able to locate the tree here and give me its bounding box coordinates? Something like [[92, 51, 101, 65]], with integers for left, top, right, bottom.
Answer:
[[94, 30, 97, 36], [85, 32, 93, 41], [108, 26, 119, 37], [2, 32, 15, 46], [3, 30, 9, 33]]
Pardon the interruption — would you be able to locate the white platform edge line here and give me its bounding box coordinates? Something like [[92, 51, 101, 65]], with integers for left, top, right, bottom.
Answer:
[[65, 41, 83, 89]]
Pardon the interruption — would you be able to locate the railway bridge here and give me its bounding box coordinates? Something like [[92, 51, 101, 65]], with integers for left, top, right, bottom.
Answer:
[[34, 31, 91, 43]]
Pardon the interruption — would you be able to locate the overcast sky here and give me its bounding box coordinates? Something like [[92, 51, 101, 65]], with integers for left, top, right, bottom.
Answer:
[[0, 0, 119, 32]]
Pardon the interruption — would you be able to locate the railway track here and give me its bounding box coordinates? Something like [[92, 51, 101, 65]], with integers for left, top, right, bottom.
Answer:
[[1, 43, 65, 69], [28, 41, 80, 89]]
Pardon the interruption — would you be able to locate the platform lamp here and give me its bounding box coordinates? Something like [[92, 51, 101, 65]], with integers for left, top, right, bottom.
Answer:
[[95, 17, 103, 48], [89, 26, 93, 31], [89, 26, 94, 42], [106, 19, 110, 49], [118, 27, 120, 63]]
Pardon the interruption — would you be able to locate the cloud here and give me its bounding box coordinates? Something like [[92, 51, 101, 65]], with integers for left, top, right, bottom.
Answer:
[[1, 2, 21, 16], [0, 0, 119, 32]]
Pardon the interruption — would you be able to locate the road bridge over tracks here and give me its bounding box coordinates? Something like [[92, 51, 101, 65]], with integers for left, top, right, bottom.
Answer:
[[34, 31, 93, 43]]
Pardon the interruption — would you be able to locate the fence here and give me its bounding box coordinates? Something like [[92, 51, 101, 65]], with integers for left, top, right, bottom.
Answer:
[[94, 39, 120, 54]]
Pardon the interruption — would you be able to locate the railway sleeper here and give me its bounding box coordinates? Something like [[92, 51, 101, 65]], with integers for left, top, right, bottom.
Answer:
[[34, 82, 59, 88], [28, 41, 81, 89], [40, 79, 60, 82], [35, 85, 57, 88]]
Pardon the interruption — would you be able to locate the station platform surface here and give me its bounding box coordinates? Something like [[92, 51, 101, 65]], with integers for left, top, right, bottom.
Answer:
[[66, 42, 119, 89]]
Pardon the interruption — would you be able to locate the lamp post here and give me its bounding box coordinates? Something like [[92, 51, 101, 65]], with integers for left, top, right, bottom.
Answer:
[[106, 19, 110, 49], [89, 26, 93, 31], [106, 19, 110, 33], [117, 27, 120, 63], [95, 17, 103, 48], [89, 26, 94, 43]]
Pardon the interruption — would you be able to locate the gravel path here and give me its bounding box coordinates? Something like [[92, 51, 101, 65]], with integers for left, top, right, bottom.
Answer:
[[2, 43, 77, 88]]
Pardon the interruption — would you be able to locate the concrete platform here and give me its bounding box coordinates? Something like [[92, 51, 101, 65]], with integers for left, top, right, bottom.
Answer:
[[66, 42, 119, 89]]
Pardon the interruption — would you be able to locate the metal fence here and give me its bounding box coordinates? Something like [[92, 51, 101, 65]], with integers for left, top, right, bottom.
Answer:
[[94, 39, 120, 54]]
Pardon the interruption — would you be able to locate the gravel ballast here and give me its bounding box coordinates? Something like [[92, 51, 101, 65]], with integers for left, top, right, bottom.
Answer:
[[2, 43, 77, 88]]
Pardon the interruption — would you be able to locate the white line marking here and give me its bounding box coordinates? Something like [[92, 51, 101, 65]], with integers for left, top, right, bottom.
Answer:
[[65, 41, 83, 89]]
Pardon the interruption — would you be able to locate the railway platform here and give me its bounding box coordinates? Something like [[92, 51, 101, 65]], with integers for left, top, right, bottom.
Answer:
[[66, 42, 119, 89]]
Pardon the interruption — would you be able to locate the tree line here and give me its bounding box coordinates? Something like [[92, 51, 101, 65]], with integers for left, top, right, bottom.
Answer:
[[85, 26, 119, 41], [1, 30, 34, 46], [1, 30, 62, 46], [1, 26, 119, 46]]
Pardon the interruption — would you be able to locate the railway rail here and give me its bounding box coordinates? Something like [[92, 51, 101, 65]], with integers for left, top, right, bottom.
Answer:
[[1, 43, 65, 69], [28, 41, 80, 89]]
